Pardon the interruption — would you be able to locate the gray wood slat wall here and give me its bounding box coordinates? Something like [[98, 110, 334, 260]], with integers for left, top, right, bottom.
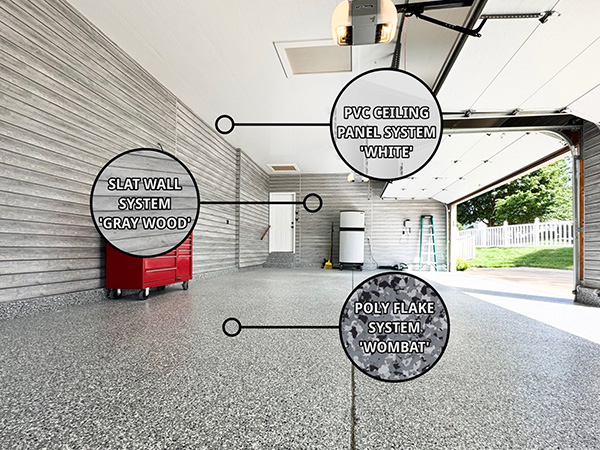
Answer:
[[583, 122, 600, 288], [174, 101, 238, 275], [0, 0, 269, 302], [270, 174, 447, 269], [239, 151, 269, 268]]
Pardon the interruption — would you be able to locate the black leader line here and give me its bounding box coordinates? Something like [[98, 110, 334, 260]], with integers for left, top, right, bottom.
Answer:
[[236, 122, 329, 127], [222, 318, 337, 337], [200, 201, 300, 205], [243, 325, 338, 330], [215, 114, 328, 135], [201, 193, 323, 213]]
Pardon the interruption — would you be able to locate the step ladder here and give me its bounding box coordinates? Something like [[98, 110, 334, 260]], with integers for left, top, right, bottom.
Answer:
[[418, 215, 438, 271]]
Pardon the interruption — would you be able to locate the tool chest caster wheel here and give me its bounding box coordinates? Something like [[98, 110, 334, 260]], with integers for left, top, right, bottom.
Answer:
[[157, 285, 166, 291], [182, 280, 189, 290], [138, 288, 150, 300], [108, 289, 122, 299]]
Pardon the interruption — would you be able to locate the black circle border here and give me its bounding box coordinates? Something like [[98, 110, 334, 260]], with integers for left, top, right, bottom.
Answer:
[[338, 271, 451, 383], [215, 114, 235, 135], [89, 148, 201, 259], [222, 317, 242, 337], [302, 193, 323, 213], [329, 68, 444, 182]]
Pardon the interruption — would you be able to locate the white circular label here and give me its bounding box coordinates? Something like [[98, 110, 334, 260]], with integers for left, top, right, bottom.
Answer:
[[90, 148, 199, 257], [339, 272, 449, 382], [330, 68, 442, 181]]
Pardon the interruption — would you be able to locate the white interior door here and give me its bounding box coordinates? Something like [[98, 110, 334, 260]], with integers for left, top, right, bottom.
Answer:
[[269, 192, 295, 252]]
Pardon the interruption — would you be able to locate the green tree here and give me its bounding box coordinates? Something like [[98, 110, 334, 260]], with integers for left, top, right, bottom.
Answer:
[[458, 158, 572, 226], [457, 187, 509, 226]]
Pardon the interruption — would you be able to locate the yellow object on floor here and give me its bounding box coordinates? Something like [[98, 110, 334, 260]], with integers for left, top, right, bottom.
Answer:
[[324, 222, 333, 269]]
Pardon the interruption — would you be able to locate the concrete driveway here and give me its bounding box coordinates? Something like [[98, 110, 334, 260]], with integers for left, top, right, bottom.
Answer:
[[462, 267, 574, 298]]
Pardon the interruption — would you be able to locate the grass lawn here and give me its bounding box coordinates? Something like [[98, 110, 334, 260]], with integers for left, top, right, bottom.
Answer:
[[468, 246, 573, 270]]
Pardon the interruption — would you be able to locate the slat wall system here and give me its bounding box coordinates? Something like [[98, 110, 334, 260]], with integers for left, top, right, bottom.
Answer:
[[174, 102, 238, 274], [582, 122, 600, 287], [270, 175, 447, 269], [239, 151, 269, 268], [0, 0, 269, 303]]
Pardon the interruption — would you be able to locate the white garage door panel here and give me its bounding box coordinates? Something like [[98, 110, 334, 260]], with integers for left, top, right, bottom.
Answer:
[[473, 0, 600, 111], [520, 37, 600, 111], [438, 20, 540, 111], [569, 84, 600, 124], [384, 131, 563, 203], [438, 133, 523, 180]]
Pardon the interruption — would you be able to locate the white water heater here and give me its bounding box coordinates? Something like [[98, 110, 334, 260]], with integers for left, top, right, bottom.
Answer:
[[339, 211, 365, 270]]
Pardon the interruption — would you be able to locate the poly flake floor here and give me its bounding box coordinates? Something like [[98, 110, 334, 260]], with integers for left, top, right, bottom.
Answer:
[[1, 269, 599, 449]]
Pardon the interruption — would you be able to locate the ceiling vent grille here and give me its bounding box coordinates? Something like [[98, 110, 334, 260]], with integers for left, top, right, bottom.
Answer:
[[267, 164, 300, 173]]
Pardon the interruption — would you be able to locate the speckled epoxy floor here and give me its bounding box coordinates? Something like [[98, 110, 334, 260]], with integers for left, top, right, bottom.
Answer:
[[1, 269, 599, 449]]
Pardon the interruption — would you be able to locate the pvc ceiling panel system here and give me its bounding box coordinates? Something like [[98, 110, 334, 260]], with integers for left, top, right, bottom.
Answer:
[[70, 0, 597, 205], [67, 0, 469, 174]]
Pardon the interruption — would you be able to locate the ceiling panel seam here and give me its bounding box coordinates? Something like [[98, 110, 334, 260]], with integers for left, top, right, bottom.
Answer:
[[467, 25, 541, 109], [568, 81, 600, 108], [519, 35, 600, 109]]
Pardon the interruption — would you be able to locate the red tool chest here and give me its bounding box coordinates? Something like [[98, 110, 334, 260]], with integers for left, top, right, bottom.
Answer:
[[105, 234, 193, 300]]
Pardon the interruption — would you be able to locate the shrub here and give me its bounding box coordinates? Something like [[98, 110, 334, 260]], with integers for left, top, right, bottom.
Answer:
[[456, 258, 470, 271]]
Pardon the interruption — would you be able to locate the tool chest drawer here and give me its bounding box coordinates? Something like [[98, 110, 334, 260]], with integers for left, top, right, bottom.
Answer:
[[144, 255, 177, 270]]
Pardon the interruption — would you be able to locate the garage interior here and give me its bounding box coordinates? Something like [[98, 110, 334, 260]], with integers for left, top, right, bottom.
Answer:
[[1, 0, 600, 448]]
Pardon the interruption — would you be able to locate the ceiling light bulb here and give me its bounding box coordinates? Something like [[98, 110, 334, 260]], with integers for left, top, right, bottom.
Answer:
[[376, 23, 394, 43], [332, 1, 352, 45], [336, 26, 352, 45]]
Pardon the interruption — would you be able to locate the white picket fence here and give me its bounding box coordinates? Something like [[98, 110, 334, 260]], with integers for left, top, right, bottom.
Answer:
[[458, 218, 573, 248], [456, 236, 476, 260]]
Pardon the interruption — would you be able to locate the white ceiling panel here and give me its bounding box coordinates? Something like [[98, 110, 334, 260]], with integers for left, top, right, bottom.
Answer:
[[472, 0, 600, 111], [569, 84, 600, 124], [437, 19, 542, 112], [67, 0, 590, 205], [522, 38, 600, 111], [384, 131, 564, 203], [384, 134, 478, 197], [433, 132, 563, 203], [68, 0, 470, 174], [438, 0, 600, 115], [435, 133, 521, 180], [401, 7, 470, 86]]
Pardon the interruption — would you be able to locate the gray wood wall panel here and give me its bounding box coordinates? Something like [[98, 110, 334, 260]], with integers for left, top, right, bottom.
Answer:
[[239, 151, 269, 268], [269, 175, 447, 269], [174, 101, 238, 274], [0, 0, 270, 302], [583, 122, 600, 288]]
